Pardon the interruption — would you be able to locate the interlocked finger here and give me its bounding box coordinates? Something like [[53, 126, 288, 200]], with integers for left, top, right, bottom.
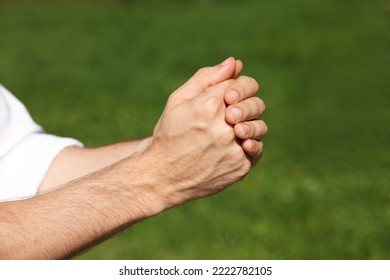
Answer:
[[242, 139, 264, 165], [224, 75, 259, 106], [234, 120, 268, 140], [226, 96, 265, 125]]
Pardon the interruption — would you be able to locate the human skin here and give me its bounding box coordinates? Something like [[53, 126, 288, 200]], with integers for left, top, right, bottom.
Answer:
[[0, 58, 267, 259], [39, 58, 267, 192]]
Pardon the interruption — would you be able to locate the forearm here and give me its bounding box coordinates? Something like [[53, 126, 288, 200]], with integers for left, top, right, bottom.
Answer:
[[39, 137, 152, 193], [0, 151, 165, 259], [0, 58, 265, 260]]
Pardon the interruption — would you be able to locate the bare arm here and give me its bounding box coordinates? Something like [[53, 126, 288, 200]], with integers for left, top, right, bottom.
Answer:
[[38, 137, 152, 193], [1, 151, 164, 259], [0, 58, 267, 259], [37, 58, 241, 194], [39, 58, 266, 194]]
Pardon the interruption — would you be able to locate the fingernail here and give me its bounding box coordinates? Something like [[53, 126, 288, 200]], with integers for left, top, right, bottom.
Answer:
[[227, 90, 238, 103], [230, 107, 242, 122]]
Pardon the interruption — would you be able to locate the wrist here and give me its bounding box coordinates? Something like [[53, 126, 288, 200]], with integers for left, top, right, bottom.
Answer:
[[115, 149, 172, 218]]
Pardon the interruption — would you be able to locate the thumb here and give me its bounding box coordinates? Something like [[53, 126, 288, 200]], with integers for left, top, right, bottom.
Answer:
[[175, 57, 237, 100]]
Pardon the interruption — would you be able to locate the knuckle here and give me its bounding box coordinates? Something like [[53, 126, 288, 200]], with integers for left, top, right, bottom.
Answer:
[[225, 144, 252, 181], [217, 123, 235, 144], [167, 92, 178, 105], [249, 77, 260, 93], [193, 95, 219, 122], [250, 141, 264, 166], [203, 95, 221, 117], [246, 139, 258, 156], [230, 145, 245, 160], [196, 67, 210, 78], [243, 160, 252, 173], [246, 123, 254, 138], [261, 121, 268, 136], [255, 97, 265, 112], [247, 99, 258, 117], [238, 160, 252, 180], [253, 141, 261, 155], [233, 124, 244, 139], [221, 79, 235, 87], [238, 76, 259, 93], [258, 141, 264, 154]]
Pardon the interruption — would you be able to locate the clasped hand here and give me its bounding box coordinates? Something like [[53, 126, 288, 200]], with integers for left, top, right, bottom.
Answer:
[[149, 57, 267, 206]]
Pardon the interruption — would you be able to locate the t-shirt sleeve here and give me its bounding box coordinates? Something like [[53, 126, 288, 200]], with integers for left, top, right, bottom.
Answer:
[[0, 85, 83, 201]]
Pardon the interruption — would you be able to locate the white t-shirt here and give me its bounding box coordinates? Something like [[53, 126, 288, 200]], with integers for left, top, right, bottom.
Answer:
[[0, 85, 82, 201]]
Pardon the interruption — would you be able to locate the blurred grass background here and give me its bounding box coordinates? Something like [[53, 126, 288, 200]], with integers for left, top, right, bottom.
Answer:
[[0, 0, 389, 259]]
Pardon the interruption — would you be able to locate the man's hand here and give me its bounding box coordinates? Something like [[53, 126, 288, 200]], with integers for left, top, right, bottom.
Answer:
[[149, 60, 267, 207], [154, 57, 267, 165], [39, 58, 266, 194], [169, 56, 267, 165], [0, 58, 267, 260]]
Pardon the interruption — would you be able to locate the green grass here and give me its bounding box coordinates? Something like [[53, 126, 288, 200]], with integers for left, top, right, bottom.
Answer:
[[0, 0, 388, 259]]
